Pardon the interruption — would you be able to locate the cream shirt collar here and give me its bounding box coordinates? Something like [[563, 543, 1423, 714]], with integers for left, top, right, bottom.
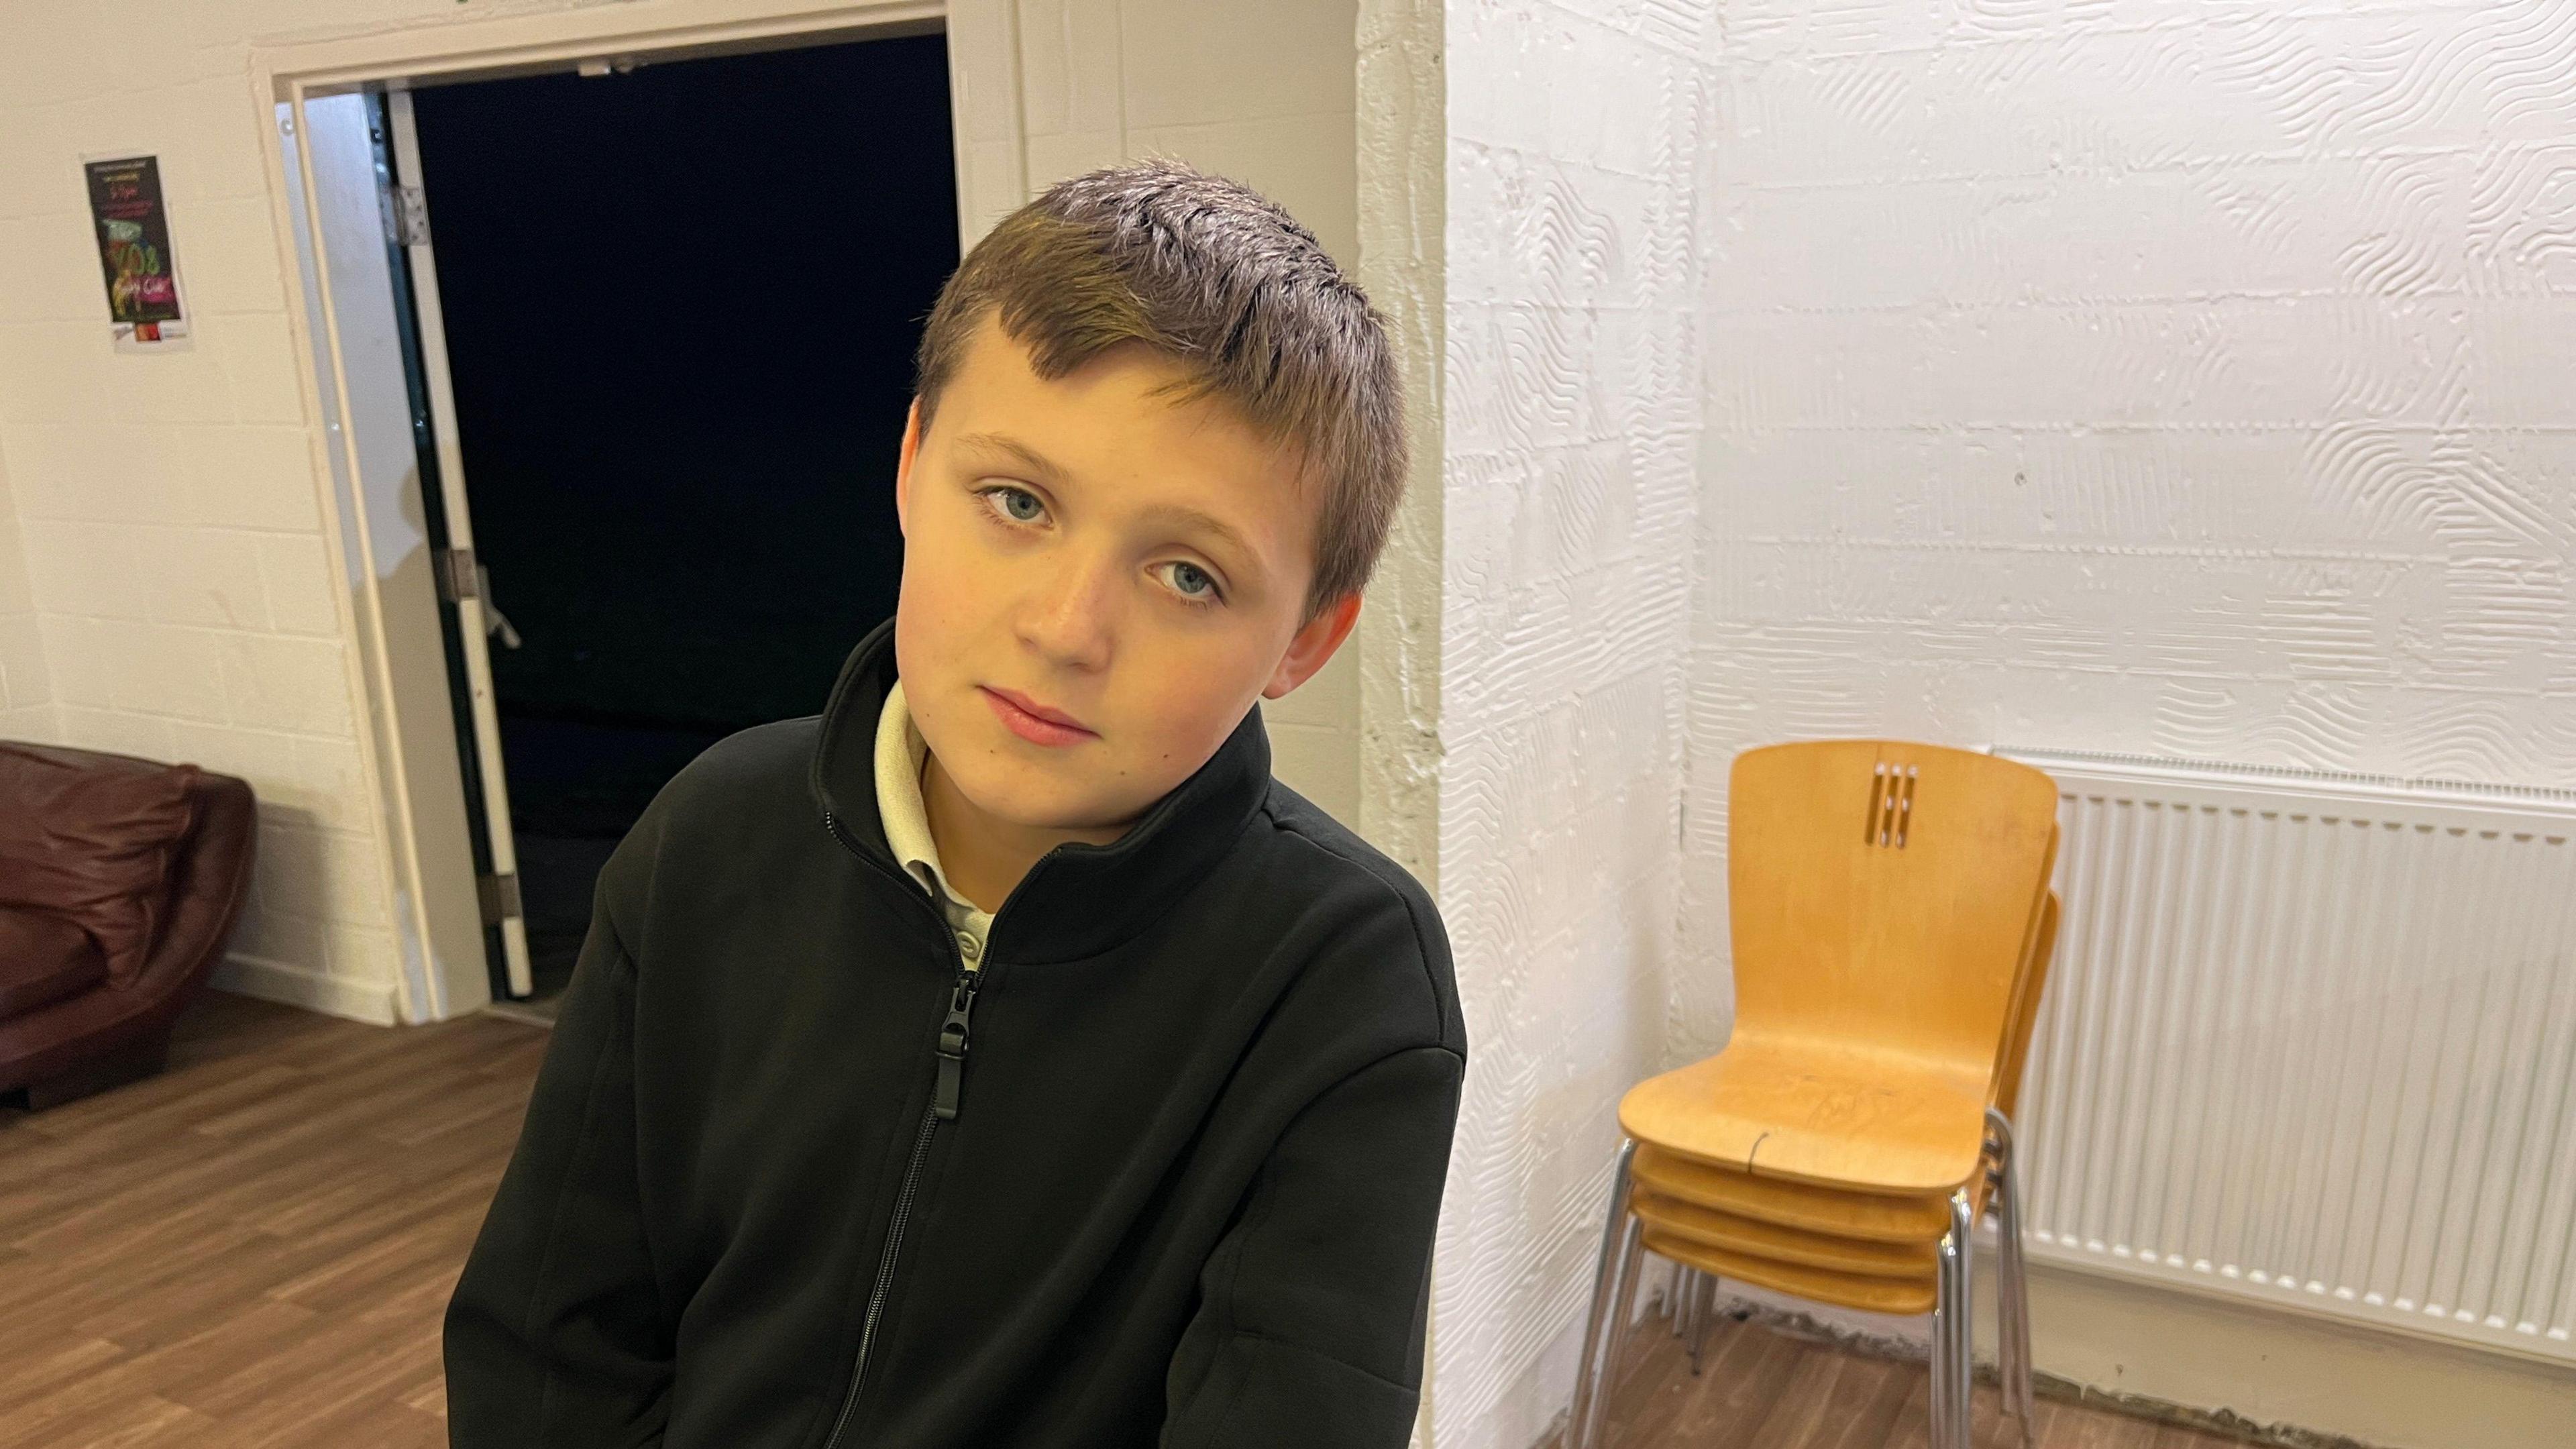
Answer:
[[875, 678, 996, 961]]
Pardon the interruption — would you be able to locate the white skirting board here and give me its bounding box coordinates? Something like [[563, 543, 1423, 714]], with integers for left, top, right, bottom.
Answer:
[[1665, 1254, 2576, 1449], [209, 952, 400, 1027]]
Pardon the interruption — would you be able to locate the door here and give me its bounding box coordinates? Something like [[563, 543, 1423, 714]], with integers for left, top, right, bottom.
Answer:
[[377, 89, 537, 1000]]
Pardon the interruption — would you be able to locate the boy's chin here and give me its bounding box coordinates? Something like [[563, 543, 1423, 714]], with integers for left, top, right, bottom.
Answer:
[[949, 754, 1103, 817], [989, 775, 1162, 841]]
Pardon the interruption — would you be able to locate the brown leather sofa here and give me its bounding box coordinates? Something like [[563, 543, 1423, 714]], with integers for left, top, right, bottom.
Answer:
[[1, 741, 256, 1109]]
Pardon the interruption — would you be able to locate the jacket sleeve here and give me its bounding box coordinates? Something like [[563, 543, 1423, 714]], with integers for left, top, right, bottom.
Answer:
[[1162, 1044, 1465, 1448], [443, 908, 673, 1446]]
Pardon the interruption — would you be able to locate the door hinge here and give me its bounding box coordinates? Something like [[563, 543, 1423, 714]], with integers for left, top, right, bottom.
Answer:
[[477, 871, 523, 926], [435, 545, 480, 602], [390, 183, 431, 246]]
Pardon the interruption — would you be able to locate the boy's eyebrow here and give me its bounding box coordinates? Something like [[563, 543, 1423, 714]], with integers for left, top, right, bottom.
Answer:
[[953, 429, 1267, 582], [955, 430, 1071, 485]]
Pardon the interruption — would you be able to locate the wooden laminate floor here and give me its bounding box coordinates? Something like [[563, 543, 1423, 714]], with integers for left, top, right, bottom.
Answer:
[[0, 989, 548, 1449], [3, 991, 2255, 1449], [1550, 1296, 2260, 1449]]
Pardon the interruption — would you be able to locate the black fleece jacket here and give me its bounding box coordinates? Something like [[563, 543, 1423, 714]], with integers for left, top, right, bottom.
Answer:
[[442, 616, 1467, 1448]]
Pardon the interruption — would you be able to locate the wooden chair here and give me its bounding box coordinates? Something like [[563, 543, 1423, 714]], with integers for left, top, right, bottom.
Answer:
[[1631, 886, 2057, 1265], [1566, 741, 2061, 1449], [1626, 892, 2057, 1437], [1617, 887, 2055, 1277]]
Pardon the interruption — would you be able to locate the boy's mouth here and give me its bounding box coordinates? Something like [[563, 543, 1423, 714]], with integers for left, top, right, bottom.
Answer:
[[982, 686, 1097, 742]]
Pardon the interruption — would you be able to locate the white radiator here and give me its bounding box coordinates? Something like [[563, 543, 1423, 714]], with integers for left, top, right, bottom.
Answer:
[[1993, 747, 2576, 1366]]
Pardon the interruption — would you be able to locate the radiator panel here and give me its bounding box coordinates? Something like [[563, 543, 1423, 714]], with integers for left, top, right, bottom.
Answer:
[[1996, 749, 2576, 1365]]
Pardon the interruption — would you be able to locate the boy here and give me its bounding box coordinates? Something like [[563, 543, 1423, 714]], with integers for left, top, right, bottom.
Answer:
[[442, 160, 1467, 1447]]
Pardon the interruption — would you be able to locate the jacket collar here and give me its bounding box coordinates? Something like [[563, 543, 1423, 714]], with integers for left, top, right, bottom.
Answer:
[[808, 614, 1272, 965]]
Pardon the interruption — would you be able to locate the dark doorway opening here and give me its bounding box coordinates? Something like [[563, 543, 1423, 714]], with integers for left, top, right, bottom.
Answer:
[[409, 32, 956, 1011]]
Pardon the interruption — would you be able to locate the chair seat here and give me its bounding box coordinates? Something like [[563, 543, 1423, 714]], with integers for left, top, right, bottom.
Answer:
[[1617, 1028, 1993, 1195], [1632, 1185, 1937, 1278], [0, 906, 108, 1021], [1641, 1223, 1937, 1316], [1632, 1142, 1961, 1244]]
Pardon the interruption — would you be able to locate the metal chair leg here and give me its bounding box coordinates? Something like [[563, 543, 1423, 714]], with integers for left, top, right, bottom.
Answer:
[[1582, 1216, 1648, 1448], [2006, 1169, 2033, 1426], [1570, 1130, 2021, 1449], [1931, 1221, 1955, 1449], [1568, 1140, 1640, 1449], [1685, 1269, 1717, 1375], [1947, 1187, 1976, 1449], [1669, 1265, 1693, 1337], [1978, 1126, 2016, 1434], [1984, 1112, 2025, 1419], [1982, 1172, 2009, 1415], [1988, 1108, 2034, 1435]]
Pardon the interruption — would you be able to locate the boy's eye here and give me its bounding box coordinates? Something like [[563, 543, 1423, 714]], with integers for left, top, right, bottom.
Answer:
[[1164, 562, 1221, 604], [975, 484, 1226, 608], [991, 485, 1044, 523]]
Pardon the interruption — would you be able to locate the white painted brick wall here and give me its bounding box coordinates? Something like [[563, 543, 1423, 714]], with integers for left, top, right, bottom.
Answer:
[[1672, 0, 2576, 1366], [1427, 3, 2576, 1445], [1690, 0, 2576, 923], [0, 0, 439, 1024], [1432, 3, 1711, 1444]]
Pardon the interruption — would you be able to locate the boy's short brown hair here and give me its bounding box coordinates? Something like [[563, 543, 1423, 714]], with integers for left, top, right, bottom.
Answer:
[[913, 159, 1405, 630]]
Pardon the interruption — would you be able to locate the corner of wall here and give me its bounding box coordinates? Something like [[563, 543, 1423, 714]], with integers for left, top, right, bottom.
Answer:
[[1426, 1, 1717, 1442], [1354, 0, 1448, 882], [1356, 4, 1448, 1445]]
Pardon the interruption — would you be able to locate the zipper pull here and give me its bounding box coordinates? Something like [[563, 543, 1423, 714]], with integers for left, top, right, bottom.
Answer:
[[932, 971, 979, 1121]]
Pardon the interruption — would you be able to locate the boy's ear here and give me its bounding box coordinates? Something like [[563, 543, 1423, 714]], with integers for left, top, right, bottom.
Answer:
[[1264, 591, 1362, 700], [895, 396, 923, 537]]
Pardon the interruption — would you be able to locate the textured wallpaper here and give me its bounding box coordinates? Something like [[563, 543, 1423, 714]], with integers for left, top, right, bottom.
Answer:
[[1433, 2, 1715, 1444], [1684, 0, 2576, 1052], [1672, 3, 2576, 1426]]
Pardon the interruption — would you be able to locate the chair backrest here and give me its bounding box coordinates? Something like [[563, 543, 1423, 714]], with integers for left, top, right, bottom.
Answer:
[[1728, 740, 2061, 1076]]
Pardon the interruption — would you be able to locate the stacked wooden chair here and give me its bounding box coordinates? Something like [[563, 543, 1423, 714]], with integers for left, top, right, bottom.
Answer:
[[1566, 741, 2063, 1449]]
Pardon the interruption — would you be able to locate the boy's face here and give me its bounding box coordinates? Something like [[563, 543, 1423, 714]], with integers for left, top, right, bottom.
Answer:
[[892, 311, 1362, 839]]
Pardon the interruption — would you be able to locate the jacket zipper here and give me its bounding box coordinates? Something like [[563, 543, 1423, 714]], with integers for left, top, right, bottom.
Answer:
[[817, 807, 985, 1449]]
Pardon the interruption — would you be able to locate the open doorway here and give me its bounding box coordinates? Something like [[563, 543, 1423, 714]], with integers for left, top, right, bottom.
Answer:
[[284, 30, 957, 1022], [415, 34, 956, 1016]]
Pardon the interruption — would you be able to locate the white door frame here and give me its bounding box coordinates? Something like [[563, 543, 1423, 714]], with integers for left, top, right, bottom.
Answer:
[[248, 0, 992, 1022]]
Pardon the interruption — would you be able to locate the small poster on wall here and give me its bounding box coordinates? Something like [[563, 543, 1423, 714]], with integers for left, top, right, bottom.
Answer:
[[83, 154, 191, 352]]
